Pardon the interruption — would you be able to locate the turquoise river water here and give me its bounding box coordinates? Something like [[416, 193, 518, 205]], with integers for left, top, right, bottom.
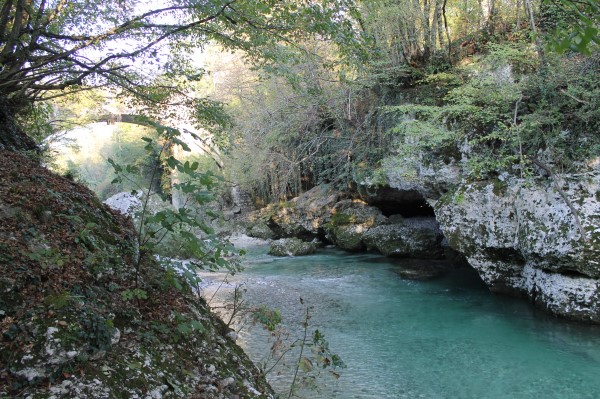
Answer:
[[202, 246, 600, 399]]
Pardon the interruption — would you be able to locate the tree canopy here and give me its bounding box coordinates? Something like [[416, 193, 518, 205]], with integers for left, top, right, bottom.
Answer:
[[0, 0, 358, 150]]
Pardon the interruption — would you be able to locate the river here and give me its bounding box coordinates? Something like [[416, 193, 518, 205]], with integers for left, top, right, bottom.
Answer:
[[200, 243, 600, 399]]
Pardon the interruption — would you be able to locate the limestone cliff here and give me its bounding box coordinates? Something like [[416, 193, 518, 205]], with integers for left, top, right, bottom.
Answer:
[[382, 152, 600, 323], [245, 185, 447, 262]]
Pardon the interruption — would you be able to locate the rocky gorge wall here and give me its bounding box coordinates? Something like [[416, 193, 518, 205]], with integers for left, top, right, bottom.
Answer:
[[432, 174, 600, 323], [382, 149, 600, 323], [244, 185, 462, 279], [244, 161, 600, 323]]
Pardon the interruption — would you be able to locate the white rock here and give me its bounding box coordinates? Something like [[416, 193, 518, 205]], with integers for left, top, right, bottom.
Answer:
[[220, 377, 235, 388], [103, 191, 142, 216]]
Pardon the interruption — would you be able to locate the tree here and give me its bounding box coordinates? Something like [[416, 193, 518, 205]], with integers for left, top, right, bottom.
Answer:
[[0, 0, 359, 151]]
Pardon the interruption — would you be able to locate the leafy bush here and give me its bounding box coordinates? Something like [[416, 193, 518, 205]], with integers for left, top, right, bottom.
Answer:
[[385, 44, 600, 179]]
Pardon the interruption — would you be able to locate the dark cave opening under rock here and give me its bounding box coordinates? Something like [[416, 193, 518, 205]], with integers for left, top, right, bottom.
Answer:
[[365, 187, 436, 217]]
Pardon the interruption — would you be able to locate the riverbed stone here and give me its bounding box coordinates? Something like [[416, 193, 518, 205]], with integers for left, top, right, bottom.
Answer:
[[392, 259, 452, 279]]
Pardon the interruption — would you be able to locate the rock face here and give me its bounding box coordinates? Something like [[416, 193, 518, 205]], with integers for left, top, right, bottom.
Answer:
[[434, 176, 600, 322], [324, 199, 389, 251], [103, 191, 142, 216], [247, 154, 600, 322], [245, 185, 340, 240], [363, 218, 444, 259], [245, 186, 447, 261], [268, 238, 318, 257], [381, 147, 600, 322]]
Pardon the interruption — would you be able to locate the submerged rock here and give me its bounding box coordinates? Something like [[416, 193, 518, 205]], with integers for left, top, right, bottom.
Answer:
[[268, 238, 318, 257], [392, 259, 453, 280]]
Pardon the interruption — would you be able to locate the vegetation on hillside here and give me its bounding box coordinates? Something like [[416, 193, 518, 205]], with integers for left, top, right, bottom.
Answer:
[[0, 150, 273, 398], [215, 0, 599, 203]]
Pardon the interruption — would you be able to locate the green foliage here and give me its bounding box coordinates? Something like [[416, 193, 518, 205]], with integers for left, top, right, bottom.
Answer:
[[50, 304, 117, 354], [23, 245, 68, 270], [44, 291, 72, 310], [109, 122, 243, 292], [544, 0, 599, 55], [287, 305, 346, 398], [172, 312, 205, 343], [75, 222, 100, 250], [311, 330, 347, 370], [15, 102, 54, 144], [453, 189, 466, 205], [225, 39, 392, 202], [52, 122, 162, 200], [121, 289, 148, 302], [385, 44, 600, 179], [253, 305, 282, 332]]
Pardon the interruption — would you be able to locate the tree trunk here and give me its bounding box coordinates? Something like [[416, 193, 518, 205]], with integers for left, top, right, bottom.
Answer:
[[477, 0, 484, 31], [487, 0, 497, 35], [0, 108, 38, 152], [442, 0, 451, 55], [433, 0, 445, 50], [407, 0, 422, 62], [525, 0, 546, 63], [422, 0, 432, 62], [430, 7, 438, 52]]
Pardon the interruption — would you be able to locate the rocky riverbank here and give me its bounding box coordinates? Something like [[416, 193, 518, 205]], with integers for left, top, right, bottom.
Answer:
[[243, 185, 459, 278], [243, 164, 600, 322], [0, 150, 273, 398]]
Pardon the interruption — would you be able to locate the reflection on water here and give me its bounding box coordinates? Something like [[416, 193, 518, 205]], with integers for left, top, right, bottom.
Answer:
[[201, 247, 600, 399]]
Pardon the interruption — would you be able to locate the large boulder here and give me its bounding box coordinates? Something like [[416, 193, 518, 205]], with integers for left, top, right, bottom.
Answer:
[[268, 238, 318, 257], [324, 199, 388, 251], [364, 217, 445, 259], [246, 185, 341, 240], [248, 222, 275, 240]]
